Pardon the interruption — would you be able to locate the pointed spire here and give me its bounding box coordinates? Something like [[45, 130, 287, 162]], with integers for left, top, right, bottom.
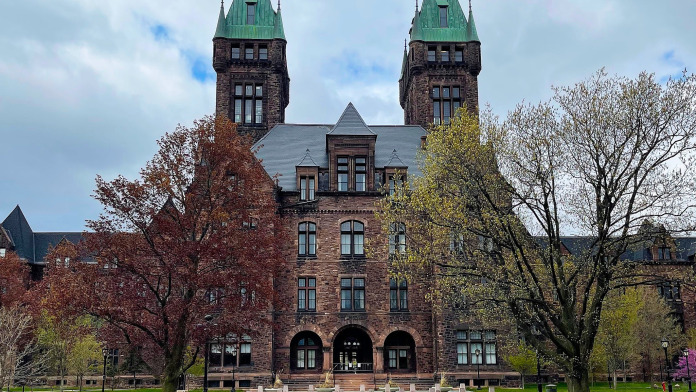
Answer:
[[400, 39, 409, 80], [415, 0, 419, 13], [214, 0, 227, 38], [467, 0, 480, 42], [273, 2, 286, 40]]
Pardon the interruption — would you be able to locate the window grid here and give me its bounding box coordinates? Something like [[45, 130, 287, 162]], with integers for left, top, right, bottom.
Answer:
[[340, 277, 365, 311], [338, 157, 349, 192], [298, 277, 317, 311], [389, 279, 408, 311], [456, 330, 496, 365], [389, 223, 406, 255], [233, 83, 263, 125], [355, 157, 366, 191], [341, 221, 364, 256], [300, 176, 315, 201], [432, 86, 461, 125]]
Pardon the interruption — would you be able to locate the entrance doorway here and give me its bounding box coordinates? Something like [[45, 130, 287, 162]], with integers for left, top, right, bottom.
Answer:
[[333, 326, 373, 372]]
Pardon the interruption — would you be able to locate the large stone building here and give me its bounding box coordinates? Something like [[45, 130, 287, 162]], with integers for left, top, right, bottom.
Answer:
[[2, 0, 695, 389]]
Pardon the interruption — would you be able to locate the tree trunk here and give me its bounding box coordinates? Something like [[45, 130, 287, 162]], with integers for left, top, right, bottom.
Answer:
[[521, 374, 525, 390], [161, 344, 186, 392], [568, 371, 590, 392], [613, 370, 617, 390]]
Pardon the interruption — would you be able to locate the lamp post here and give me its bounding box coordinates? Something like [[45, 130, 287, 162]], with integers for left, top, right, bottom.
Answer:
[[684, 349, 693, 392], [537, 351, 542, 392], [203, 314, 213, 392], [475, 349, 481, 390], [102, 348, 109, 392], [662, 338, 673, 392]]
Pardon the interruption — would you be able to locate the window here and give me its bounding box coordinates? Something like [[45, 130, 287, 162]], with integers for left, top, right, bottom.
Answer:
[[246, 3, 256, 24], [441, 46, 450, 62], [658, 247, 671, 260], [341, 277, 365, 311], [0, 248, 5, 258], [296, 336, 318, 369], [432, 86, 461, 125], [428, 46, 436, 62], [658, 282, 681, 300], [233, 83, 263, 125], [208, 338, 251, 368], [341, 221, 364, 256], [387, 348, 409, 370], [298, 277, 316, 311], [455, 48, 463, 62], [390, 279, 408, 311], [242, 217, 258, 229], [388, 174, 404, 196], [389, 223, 406, 255], [355, 157, 366, 191], [450, 233, 465, 255], [456, 330, 496, 365], [259, 45, 268, 60], [300, 176, 315, 201], [298, 222, 316, 256], [245, 46, 254, 60], [338, 157, 349, 191], [232, 45, 241, 59], [107, 349, 119, 367], [439, 6, 448, 27]]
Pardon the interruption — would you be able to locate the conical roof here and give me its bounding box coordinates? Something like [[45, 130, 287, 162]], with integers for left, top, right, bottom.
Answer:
[[213, 0, 286, 40], [410, 0, 468, 42], [328, 103, 376, 136], [214, 1, 227, 38], [400, 41, 408, 81], [1, 205, 34, 261], [466, 1, 480, 42]]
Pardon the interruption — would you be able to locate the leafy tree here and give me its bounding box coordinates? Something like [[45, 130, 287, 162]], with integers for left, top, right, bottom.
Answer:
[[504, 341, 538, 389], [377, 70, 696, 392], [595, 288, 639, 388], [67, 334, 103, 391], [673, 348, 696, 380], [39, 116, 285, 392], [0, 250, 29, 307]]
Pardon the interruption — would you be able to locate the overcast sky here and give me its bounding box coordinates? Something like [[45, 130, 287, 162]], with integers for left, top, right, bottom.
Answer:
[[1, 0, 695, 232]]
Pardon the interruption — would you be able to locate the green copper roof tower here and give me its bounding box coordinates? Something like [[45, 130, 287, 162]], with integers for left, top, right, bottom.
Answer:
[[400, 0, 482, 127], [213, 0, 286, 41], [213, 0, 290, 143]]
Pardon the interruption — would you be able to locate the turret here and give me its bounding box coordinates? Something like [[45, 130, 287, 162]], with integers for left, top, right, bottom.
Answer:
[[400, 0, 481, 127], [212, 0, 290, 142]]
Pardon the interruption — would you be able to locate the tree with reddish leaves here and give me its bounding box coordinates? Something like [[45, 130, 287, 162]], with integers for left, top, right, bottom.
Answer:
[[0, 250, 29, 307], [40, 116, 284, 392]]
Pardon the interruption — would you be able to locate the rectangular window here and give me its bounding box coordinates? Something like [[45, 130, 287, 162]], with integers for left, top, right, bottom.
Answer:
[[341, 277, 365, 311], [433, 101, 441, 125], [470, 342, 483, 364], [245, 100, 253, 124], [443, 101, 451, 124], [234, 99, 242, 123], [239, 343, 251, 365], [223, 345, 237, 367], [390, 279, 408, 311], [255, 100, 263, 123], [485, 343, 497, 364], [453, 87, 460, 98], [246, 4, 256, 25], [308, 349, 316, 368], [298, 277, 316, 311], [337, 157, 348, 191], [433, 85, 461, 125], [300, 176, 315, 201], [457, 343, 468, 365], [235, 84, 243, 96], [658, 247, 671, 260], [256, 85, 263, 97], [210, 344, 222, 366], [428, 46, 436, 62], [443, 87, 450, 98], [355, 157, 366, 191], [245, 47, 254, 60], [297, 350, 305, 369], [388, 349, 397, 369], [455, 49, 463, 62], [439, 6, 448, 27], [232, 45, 241, 59], [441, 46, 450, 62], [259, 46, 268, 60]]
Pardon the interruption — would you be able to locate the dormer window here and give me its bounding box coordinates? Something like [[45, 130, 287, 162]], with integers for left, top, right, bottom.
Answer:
[[246, 3, 256, 25], [658, 246, 671, 260], [439, 6, 448, 28], [300, 176, 315, 201]]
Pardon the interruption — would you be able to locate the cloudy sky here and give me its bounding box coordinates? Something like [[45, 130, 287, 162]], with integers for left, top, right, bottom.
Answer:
[[1, 0, 695, 232]]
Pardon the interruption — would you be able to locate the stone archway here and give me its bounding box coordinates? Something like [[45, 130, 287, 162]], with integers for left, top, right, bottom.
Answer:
[[332, 326, 374, 372], [290, 331, 323, 373], [383, 331, 416, 372]]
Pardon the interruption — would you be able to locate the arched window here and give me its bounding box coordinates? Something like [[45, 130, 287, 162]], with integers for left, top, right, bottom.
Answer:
[[298, 222, 317, 256], [291, 332, 323, 372], [389, 223, 406, 255], [341, 221, 364, 256]]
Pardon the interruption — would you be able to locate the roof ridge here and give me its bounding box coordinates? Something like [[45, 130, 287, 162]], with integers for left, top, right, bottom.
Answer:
[[328, 103, 376, 135]]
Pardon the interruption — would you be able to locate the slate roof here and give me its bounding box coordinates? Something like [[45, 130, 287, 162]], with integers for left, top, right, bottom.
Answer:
[[252, 104, 426, 191], [535, 236, 696, 263], [1, 206, 83, 264]]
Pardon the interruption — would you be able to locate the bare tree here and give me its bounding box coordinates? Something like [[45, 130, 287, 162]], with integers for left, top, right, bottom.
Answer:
[[0, 307, 47, 389]]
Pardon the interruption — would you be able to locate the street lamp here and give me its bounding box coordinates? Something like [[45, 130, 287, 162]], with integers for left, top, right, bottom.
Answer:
[[662, 338, 673, 392], [102, 348, 109, 392], [684, 349, 693, 392], [475, 349, 481, 390], [203, 314, 214, 392]]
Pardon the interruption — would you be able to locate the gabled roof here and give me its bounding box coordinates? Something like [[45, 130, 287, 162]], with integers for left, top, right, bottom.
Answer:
[[328, 103, 376, 136], [34, 233, 84, 264], [1, 205, 35, 262], [386, 149, 408, 168], [214, 0, 286, 41], [410, 0, 480, 43], [297, 149, 319, 167]]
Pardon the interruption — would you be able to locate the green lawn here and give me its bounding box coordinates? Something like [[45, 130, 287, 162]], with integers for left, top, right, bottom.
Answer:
[[497, 382, 684, 392]]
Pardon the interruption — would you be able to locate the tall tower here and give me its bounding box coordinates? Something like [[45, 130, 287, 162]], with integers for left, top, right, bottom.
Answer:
[[213, 0, 290, 142], [399, 0, 481, 128]]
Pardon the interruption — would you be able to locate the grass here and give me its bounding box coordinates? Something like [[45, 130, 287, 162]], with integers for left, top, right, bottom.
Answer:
[[498, 382, 683, 392]]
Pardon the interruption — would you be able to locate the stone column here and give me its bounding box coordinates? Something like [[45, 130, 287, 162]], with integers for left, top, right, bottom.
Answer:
[[375, 347, 384, 372], [323, 347, 332, 372]]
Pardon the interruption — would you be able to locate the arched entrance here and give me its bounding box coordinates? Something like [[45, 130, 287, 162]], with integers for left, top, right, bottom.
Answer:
[[384, 331, 416, 372], [333, 326, 373, 372], [290, 331, 323, 372]]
